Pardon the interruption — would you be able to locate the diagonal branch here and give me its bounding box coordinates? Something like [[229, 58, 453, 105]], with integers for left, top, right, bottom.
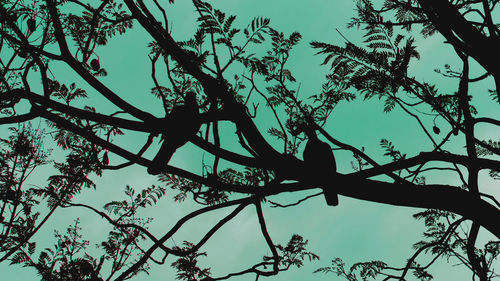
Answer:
[[353, 152, 500, 179], [113, 197, 254, 281]]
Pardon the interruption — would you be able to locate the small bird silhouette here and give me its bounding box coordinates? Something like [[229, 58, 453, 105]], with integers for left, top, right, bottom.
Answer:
[[302, 124, 339, 206], [148, 92, 200, 175]]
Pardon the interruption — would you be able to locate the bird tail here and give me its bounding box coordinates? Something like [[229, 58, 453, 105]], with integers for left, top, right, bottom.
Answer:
[[323, 188, 339, 206], [147, 143, 176, 175]]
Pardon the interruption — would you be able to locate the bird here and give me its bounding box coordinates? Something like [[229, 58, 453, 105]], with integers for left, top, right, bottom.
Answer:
[[301, 123, 339, 206], [148, 92, 201, 175]]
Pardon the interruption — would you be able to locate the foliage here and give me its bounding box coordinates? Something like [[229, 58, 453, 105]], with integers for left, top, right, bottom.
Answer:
[[171, 241, 211, 281], [0, 0, 499, 281], [315, 258, 387, 281], [273, 234, 319, 269]]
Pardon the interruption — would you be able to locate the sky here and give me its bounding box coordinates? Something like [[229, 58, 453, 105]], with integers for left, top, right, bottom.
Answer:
[[1, 0, 499, 281]]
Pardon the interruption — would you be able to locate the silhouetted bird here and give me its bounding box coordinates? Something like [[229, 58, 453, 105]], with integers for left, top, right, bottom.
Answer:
[[148, 92, 200, 175], [302, 124, 339, 206]]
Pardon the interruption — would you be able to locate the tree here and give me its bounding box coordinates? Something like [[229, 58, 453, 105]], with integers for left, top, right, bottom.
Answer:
[[0, 0, 499, 280]]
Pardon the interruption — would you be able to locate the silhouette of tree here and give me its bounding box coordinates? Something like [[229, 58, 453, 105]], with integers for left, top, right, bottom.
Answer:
[[0, 0, 499, 281]]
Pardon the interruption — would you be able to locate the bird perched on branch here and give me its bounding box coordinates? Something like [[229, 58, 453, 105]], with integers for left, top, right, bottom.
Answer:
[[301, 123, 339, 206], [148, 92, 201, 175]]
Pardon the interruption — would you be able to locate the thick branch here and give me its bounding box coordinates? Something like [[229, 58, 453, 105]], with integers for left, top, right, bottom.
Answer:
[[1, 89, 151, 132], [122, 0, 288, 167], [340, 176, 500, 238], [417, 0, 500, 99]]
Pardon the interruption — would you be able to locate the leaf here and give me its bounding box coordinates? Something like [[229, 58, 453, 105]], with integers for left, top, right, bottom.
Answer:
[[383, 96, 396, 113], [380, 138, 405, 161], [10, 252, 30, 265]]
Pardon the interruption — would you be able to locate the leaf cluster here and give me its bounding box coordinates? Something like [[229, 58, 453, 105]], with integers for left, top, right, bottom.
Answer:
[[314, 257, 387, 281], [62, 0, 133, 60], [171, 241, 211, 281], [272, 234, 319, 269], [0, 124, 45, 255], [104, 185, 167, 217], [11, 219, 104, 281]]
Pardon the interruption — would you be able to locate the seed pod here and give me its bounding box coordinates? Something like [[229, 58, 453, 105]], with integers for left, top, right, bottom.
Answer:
[[90, 58, 100, 71], [432, 126, 440, 134], [27, 18, 36, 32], [102, 151, 109, 165], [452, 128, 459, 136]]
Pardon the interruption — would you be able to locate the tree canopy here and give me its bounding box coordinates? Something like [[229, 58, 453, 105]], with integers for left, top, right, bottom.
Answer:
[[0, 0, 499, 281]]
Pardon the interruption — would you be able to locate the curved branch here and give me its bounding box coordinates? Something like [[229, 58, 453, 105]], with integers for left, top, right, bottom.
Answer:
[[354, 152, 500, 179], [255, 201, 280, 275], [123, 0, 286, 165], [32, 105, 152, 166], [1, 89, 152, 132], [46, 0, 157, 122], [269, 192, 323, 208], [29, 106, 500, 239], [340, 176, 500, 238], [62, 202, 174, 254], [206, 201, 282, 281], [0, 112, 39, 124], [398, 218, 466, 280], [417, 0, 500, 100], [113, 197, 254, 281], [475, 117, 500, 127], [190, 135, 269, 169]]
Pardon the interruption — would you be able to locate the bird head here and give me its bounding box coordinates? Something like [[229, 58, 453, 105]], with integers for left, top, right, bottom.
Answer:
[[294, 121, 317, 139]]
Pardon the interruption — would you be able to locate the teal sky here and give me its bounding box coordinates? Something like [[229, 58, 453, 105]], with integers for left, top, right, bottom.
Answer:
[[2, 0, 499, 281]]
